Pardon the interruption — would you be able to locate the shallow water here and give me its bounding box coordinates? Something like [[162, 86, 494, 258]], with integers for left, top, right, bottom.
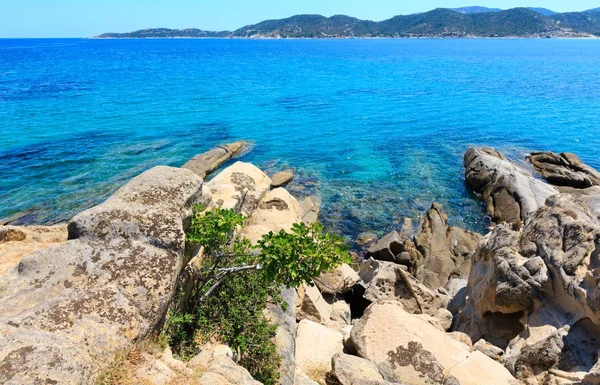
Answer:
[[1, 38, 600, 239]]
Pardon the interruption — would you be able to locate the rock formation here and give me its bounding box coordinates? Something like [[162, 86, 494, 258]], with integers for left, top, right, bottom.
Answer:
[[464, 147, 559, 224], [528, 151, 600, 189], [366, 203, 481, 290], [456, 193, 600, 384], [0, 166, 203, 384], [182, 140, 248, 179]]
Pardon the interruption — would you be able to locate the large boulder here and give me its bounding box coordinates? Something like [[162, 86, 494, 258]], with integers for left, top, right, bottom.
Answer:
[[204, 161, 271, 217], [464, 147, 559, 224], [315, 263, 360, 295], [456, 193, 600, 384], [0, 225, 68, 275], [358, 259, 447, 317], [245, 187, 302, 233], [528, 151, 600, 189], [295, 319, 343, 383], [182, 141, 248, 179], [366, 230, 421, 268], [0, 166, 203, 384], [348, 301, 519, 385]]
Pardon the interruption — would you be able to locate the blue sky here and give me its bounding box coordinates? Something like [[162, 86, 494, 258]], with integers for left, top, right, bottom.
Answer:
[[1, 0, 599, 38]]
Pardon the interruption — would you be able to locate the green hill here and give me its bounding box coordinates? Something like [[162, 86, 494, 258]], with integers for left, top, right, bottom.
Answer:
[[96, 8, 600, 39]]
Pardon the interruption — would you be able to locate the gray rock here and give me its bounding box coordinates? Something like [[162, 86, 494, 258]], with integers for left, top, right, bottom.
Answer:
[[271, 170, 294, 188], [528, 151, 600, 189], [366, 231, 421, 268], [358, 259, 447, 317], [464, 147, 559, 224], [455, 193, 600, 384], [182, 141, 248, 179], [265, 287, 297, 385], [299, 196, 321, 225], [414, 203, 482, 290], [0, 166, 203, 384]]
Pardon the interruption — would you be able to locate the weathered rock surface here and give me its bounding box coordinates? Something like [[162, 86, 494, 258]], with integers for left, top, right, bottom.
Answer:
[[330, 353, 402, 385], [366, 230, 419, 266], [464, 147, 559, 224], [0, 225, 68, 275], [246, 187, 302, 233], [0, 166, 203, 384], [295, 319, 344, 383], [528, 151, 600, 189], [265, 287, 297, 385], [358, 258, 447, 317], [204, 161, 271, 217], [414, 203, 482, 290], [297, 282, 332, 323], [315, 263, 360, 295], [348, 301, 519, 385], [182, 140, 248, 179], [299, 196, 321, 225], [366, 203, 480, 291], [271, 170, 295, 188], [456, 193, 600, 384]]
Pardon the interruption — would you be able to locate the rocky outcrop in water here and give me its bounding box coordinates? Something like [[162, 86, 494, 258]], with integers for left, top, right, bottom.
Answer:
[[528, 151, 600, 189], [181, 140, 248, 178], [464, 147, 559, 224]]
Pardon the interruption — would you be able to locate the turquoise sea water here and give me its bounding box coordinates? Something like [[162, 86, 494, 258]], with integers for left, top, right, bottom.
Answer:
[[1, 38, 600, 239]]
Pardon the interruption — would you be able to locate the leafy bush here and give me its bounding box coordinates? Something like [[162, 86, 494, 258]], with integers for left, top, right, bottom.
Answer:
[[163, 206, 350, 385]]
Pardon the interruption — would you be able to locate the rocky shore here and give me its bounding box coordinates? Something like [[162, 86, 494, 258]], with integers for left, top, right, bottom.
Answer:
[[2, 143, 600, 385]]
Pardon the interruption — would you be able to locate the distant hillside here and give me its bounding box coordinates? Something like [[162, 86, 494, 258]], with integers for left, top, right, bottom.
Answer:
[[97, 28, 230, 38], [527, 7, 558, 16], [586, 7, 600, 12], [450, 6, 502, 14], [96, 7, 600, 39]]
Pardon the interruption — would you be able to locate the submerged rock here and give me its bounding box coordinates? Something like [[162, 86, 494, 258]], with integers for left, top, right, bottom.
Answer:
[[0, 166, 203, 384], [464, 147, 559, 224], [271, 170, 295, 188]]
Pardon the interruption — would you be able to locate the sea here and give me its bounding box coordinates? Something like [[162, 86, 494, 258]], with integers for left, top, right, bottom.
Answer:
[[1, 38, 600, 241]]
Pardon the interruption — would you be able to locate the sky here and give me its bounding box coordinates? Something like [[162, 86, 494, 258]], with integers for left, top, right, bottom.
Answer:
[[1, 0, 599, 38]]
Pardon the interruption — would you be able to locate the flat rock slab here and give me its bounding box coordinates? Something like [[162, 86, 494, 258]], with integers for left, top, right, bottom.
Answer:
[[182, 141, 248, 179]]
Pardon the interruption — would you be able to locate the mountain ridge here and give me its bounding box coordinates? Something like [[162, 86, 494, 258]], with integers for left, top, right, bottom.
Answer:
[[96, 7, 600, 39]]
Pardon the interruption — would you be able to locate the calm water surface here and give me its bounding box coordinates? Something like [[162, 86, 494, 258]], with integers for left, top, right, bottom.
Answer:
[[1, 38, 599, 239]]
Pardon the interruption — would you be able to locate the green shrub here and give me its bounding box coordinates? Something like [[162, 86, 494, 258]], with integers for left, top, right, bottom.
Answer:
[[163, 206, 350, 385]]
